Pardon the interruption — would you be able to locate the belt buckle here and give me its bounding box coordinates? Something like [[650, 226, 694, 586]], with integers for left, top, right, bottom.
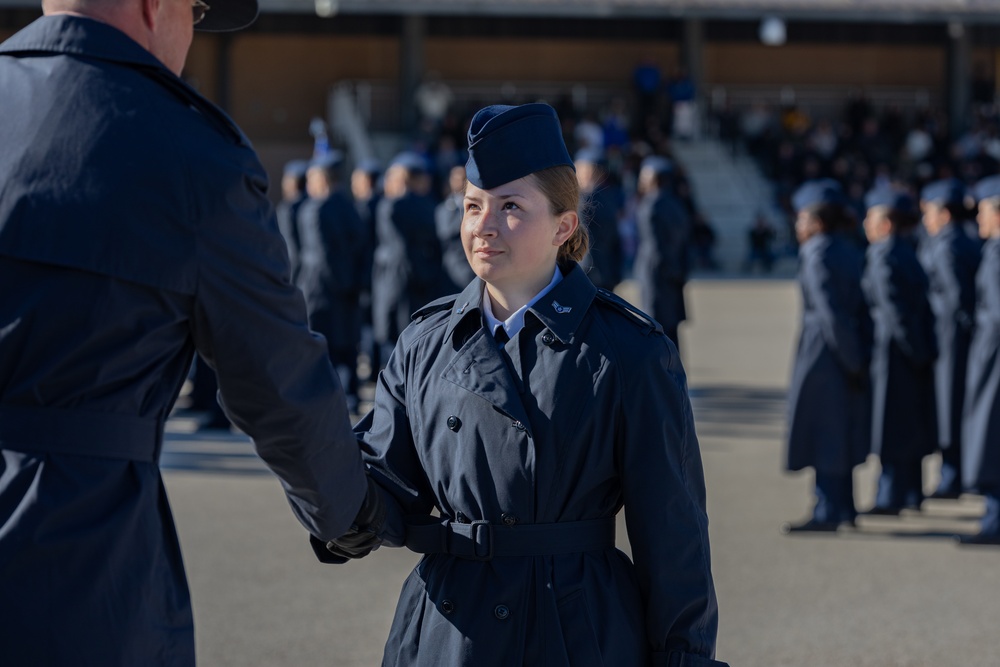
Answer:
[[469, 520, 493, 561]]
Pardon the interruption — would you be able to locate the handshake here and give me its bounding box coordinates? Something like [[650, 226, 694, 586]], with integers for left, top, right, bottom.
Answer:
[[311, 475, 387, 564]]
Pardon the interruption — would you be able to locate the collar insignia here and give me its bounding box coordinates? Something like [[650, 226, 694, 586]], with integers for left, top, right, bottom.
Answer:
[[552, 301, 572, 314]]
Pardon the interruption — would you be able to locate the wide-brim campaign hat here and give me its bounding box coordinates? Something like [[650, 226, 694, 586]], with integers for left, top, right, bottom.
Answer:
[[465, 103, 574, 190], [195, 0, 258, 32], [791, 178, 845, 211]]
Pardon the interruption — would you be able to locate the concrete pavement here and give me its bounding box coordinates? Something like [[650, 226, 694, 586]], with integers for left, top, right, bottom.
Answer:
[[164, 278, 1000, 667]]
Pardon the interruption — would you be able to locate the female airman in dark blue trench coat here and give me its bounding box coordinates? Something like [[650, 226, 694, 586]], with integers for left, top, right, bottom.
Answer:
[[917, 179, 981, 498], [960, 177, 1000, 544], [784, 180, 872, 532], [340, 104, 726, 667], [860, 191, 937, 513]]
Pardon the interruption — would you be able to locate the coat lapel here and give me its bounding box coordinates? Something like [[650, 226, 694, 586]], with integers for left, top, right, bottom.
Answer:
[[441, 327, 534, 430]]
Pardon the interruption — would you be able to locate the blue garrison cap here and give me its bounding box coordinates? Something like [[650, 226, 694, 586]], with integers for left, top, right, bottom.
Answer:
[[792, 178, 845, 211], [283, 159, 309, 178], [465, 103, 574, 189], [640, 155, 673, 175], [308, 150, 344, 172], [354, 158, 382, 176], [920, 178, 965, 206], [575, 147, 607, 167], [390, 151, 429, 173], [864, 187, 916, 215], [973, 175, 1000, 202]]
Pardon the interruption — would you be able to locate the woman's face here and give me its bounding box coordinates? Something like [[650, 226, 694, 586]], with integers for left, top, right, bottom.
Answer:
[[977, 200, 1000, 239], [921, 201, 950, 236], [795, 209, 822, 244], [863, 206, 892, 244], [462, 176, 576, 296]]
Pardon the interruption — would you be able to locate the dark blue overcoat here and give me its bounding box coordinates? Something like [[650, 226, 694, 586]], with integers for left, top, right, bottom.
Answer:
[[372, 193, 445, 345], [0, 17, 367, 666], [296, 189, 366, 348], [634, 188, 690, 334], [918, 222, 980, 448], [786, 234, 872, 474], [276, 192, 306, 282], [358, 265, 725, 667], [862, 236, 938, 462], [435, 192, 475, 293], [963, 237, 1000, 490], [583, 185, 624, 291]]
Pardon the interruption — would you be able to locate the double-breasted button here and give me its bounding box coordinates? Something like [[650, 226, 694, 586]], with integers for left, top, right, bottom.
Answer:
[[541, 332, 555, 346], [456, 512, 469, 524], [446, 415, 461, 431], [501, 513, 517, 526], [494, 604, 510, 620], [512, 421, 526, 432], [441, 599, 455, 614]]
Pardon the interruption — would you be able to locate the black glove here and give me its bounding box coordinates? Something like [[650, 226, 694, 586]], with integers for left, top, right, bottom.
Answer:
[[310, 475, 387, 564]]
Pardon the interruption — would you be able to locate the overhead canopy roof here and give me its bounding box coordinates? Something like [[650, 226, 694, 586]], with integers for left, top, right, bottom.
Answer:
[[263, 0, 1000, 22], [3, 0, 1000, 22]]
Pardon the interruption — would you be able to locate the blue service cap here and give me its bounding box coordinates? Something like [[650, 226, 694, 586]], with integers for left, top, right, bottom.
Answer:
[[973, 175, 1000, 202], [864, 187, 916, 215], [390, 151, 429, 173], [308, 150, 344, 172], [196, 0, 258, 32], [639, 155, 673, 175], [791, 178, 845, 211], [283, 159, 309, 178], [465, 103, 574, 189], [920, 178, 966, 207]]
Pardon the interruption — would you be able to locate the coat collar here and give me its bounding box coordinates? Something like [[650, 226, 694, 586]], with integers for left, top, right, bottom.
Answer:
[[1, 15, 170, 73], [444, 263, 596, 344]]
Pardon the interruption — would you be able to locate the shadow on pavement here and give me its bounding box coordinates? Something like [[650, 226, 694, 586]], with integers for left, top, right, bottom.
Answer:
[[689, 385, 787, 442], [161, 429, 271, 477]]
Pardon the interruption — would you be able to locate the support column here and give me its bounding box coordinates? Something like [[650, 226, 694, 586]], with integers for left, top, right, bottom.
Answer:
[[400, 15, 426, 136], [682, 18, 705, 138], [947, 21, 972, 138]]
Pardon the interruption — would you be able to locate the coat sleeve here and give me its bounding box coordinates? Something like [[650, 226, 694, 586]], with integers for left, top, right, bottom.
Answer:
[[188, 145, 368, 543], [803, 249, 865, 375], [618, 335, 725, 666], [876, 252, 935, 367], [355, 335, 437, 547], [934, 238, 975, 332]]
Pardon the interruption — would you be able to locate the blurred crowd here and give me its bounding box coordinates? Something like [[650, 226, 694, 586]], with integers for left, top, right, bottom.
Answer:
[[715, 80, 1000, 252]]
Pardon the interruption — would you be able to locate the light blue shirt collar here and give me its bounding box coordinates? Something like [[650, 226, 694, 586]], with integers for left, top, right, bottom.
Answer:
[[483, 266, 563, 341]]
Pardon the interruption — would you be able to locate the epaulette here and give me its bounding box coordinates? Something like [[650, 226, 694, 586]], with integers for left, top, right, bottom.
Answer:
[[594, 288, 663, 335], [411, 294, 459, 322]]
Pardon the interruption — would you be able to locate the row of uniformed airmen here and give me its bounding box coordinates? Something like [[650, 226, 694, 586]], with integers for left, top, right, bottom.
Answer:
[[273, 148, 638, 413], [784, 175, 1000, 545]]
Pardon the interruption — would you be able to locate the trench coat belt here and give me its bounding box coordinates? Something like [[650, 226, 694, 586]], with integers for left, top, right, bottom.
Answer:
[[405, 516, 617, 561], [0, 405, 161, 463]]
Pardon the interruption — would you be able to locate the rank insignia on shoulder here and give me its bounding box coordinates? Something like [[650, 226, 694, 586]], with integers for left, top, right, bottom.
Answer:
[[552, 301, 572, 314]]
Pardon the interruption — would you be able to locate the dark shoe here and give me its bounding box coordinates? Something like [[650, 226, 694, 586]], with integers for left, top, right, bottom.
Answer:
[[860, 506, 902, 517], [955, 532, 1000, 546], [928, 489, 962, 500], [781, 519, 841, 534]]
